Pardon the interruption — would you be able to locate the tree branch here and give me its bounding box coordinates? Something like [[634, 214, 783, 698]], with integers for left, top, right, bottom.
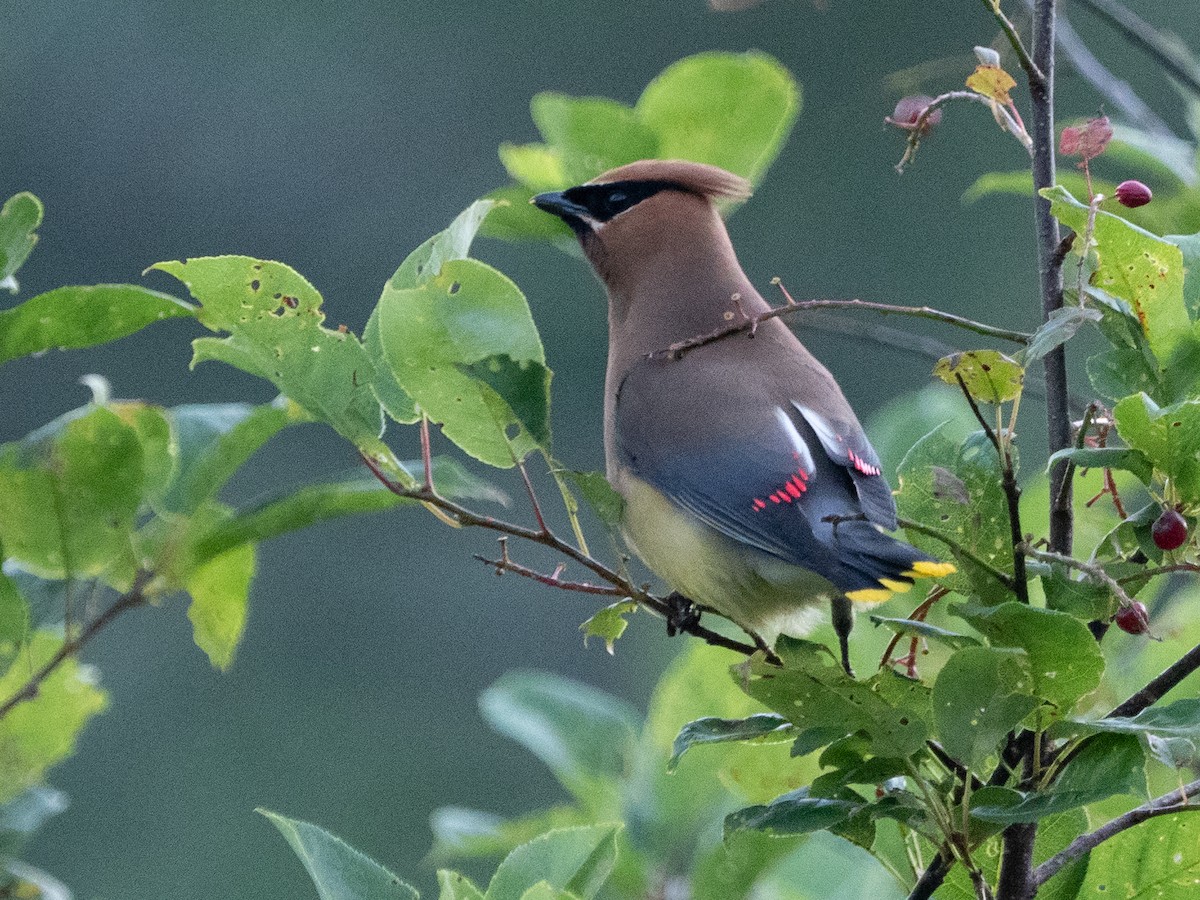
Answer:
[[361, 452, 760, 658], [658, 295, 1030, 361], [981, 0, 1044, 85], [953, 374, 1029, 603], [0, 573, 151, 722], [1033, 779, 1200, 887], [1107, 642, 1200, 719], [908, 850, 954, 900], [895, 91, 1033, 174]]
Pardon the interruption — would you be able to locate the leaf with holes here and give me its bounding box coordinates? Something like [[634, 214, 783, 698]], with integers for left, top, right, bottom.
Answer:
[[1043, 185, 1191, 365], [896, 425, 1012, 600], [740, 637, 931, 759], [933, 647, 1038, 768], [933, 350, 1024, 404], [151, 257, 383, 446], [375, 254, 548, 466], [966, 64, 1017, 104], [954, 603, 1104, 727]]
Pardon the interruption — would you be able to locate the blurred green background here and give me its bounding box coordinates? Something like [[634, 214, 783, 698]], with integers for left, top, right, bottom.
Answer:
[[3, 1, 1198, 897]]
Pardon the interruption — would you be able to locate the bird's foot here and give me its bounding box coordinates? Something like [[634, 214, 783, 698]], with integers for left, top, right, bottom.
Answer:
[[831, 594, 855, 678], [664, 592, 701, 637]]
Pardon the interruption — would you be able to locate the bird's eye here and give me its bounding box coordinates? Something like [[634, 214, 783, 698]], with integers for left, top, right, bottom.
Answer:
[[607, 190, 627, 208]]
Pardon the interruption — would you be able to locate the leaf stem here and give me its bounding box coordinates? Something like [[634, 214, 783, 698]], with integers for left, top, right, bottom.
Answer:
[[0, 573, 151, 722]]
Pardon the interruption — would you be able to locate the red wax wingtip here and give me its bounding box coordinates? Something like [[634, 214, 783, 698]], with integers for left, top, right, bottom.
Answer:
[[770, 494, 782, 503], [752, 497, 767, 511], [786, 481, 801, 499]]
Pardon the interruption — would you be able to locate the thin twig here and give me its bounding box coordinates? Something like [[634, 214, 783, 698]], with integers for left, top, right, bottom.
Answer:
[[981, 0, 1044, 84], [516, 457, 550, 536], [360, 452, 759, 658], [0, 574, 151, 721], [1053, 402, 1098, 516], [1107, 642, 1200, 719], [1033, 779, 1200, 887], [928, 739, 985, 792], [1018, 542, 1142, 619], [896, 517, 1016, 591], [658, 295, 1030, 360], [954, 375, 1029, 604], [1117, 563, 1200, 584], [896, 91, 1032, 173], [474, 552, 632, 598]]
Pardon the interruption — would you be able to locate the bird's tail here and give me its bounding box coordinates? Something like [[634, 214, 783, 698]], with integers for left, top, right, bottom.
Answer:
[[828, 521, 956, 603]]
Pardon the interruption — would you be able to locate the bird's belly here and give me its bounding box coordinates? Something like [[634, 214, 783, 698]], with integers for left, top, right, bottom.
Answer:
[[619, 474, 833, 644]]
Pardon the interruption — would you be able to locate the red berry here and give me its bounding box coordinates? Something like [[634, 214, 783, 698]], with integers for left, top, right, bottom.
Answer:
[[1152, 508, 1188, 550], [887, 96, 942, 134], [1115, 602, 1149, 635], [1115, 180, 1153, 208]]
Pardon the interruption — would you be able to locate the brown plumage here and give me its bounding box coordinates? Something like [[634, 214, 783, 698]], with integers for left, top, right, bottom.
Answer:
[[533, 160, 953, 668]]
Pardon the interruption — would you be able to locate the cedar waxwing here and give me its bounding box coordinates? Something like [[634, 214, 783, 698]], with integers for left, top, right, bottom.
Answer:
[[533, 160, 954, 670]]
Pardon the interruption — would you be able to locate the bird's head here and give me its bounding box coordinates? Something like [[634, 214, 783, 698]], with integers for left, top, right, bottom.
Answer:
[[532, 160, 752, 293]]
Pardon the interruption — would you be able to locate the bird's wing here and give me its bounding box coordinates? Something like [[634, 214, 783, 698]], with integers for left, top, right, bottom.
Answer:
[[790, 402, 897, 530], [614, 364, 935, 597]]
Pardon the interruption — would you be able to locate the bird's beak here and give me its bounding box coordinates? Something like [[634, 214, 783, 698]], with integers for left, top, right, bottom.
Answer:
[[530, 191, 591, 223]]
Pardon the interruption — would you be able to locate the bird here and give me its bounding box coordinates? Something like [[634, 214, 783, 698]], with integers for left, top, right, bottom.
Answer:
[[531, 159, 954, 672]]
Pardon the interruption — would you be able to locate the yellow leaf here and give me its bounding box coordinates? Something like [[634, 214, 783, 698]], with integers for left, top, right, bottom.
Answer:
[[966, 64, 1017, 105]]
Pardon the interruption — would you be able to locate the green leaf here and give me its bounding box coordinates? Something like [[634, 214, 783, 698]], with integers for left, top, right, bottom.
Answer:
[[191, 461, 507, 566], [954, 603, 1104, 725], [0, 192, 43, 286], [479, 673, 638, 806], [0, 405, 144, 581], [578, 599, 637, 654], [0, 285, 194, 366], [1046, 446, 1154, 485], [1063, 698, 1200, 742], [724, 789, 860, 838], [151, 257, 383, 445], [429, 806, 592, 865], [1165, 230, 1200, 319], [518, 883, 578, 900], [186, 543, 255, 670], [971, 733, 1146, 823], [111, 401, 176, 507], [530, 93, 658, 184], [636, 51, 800, 187], [479, 187, 573, 243], [374, 205, 549, 466], [1077, 811, 1200, 898], [1042, 185, 1191, 364], [1033, 809, 1090, 900], [669, 714, 793, 772], [741, 637, 931, 758], [461, 355, 553, 449], [1025, 306, 1103, 362], [869, 616, 981, 650], [1114, 393, 1200, 504], [259, 809, 419, 900], [896, 426, 1012, 599], [484, 825, 621, 900], [0, 571, 30, 665], [439, 870, 486, 900], [933, 350, 1024, 403], [0, 631, 108, 804], [933, 647, 1038, 768], [557, 471, 623, 530], [1041, 568, 1116, 621]]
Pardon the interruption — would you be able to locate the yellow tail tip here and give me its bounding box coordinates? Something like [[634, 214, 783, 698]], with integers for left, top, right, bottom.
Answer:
[[904, 560, 957, 579], [846, 587, 894, 603]]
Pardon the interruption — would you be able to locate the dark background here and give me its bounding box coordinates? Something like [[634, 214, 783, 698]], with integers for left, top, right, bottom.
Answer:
[[3, 1, 1198, 897]]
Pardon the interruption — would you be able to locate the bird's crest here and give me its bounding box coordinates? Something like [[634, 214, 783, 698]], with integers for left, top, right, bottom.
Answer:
[[589, 160, 753, 202]]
